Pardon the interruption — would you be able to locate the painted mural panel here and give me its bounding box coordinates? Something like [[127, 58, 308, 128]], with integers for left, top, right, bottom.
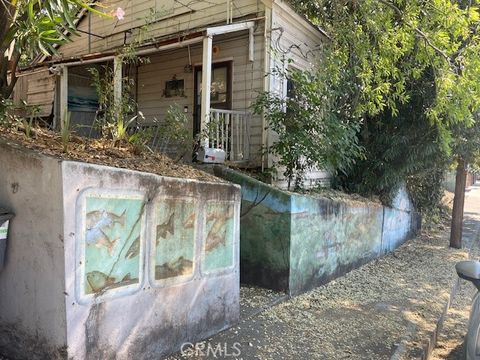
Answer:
[[153, 199, 196, 284], [202, 202, 235, 273], [78, 192, 145, 299]]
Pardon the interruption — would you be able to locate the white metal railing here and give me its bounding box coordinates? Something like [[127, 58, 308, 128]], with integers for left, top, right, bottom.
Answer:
[[208, 108, 250, 161]]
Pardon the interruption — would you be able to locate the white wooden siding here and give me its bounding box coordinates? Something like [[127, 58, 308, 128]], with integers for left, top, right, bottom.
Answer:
[[136, 31, 265, 163], [59, 0, 264, 58], [267, 0, 331, 186]]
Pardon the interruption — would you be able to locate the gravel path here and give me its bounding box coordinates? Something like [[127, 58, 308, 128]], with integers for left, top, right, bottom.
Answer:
[[430, 278, 474, 360]]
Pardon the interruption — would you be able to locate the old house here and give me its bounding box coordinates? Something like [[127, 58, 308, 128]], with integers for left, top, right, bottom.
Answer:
[[13, 0, 329, 185]]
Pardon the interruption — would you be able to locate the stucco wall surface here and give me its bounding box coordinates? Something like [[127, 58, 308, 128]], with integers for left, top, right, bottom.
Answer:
[[289, 195, 384, 295], [214, 166, 421, 296], [0, 141, 67, 359], [0, 140, 241, 360], [62, 162, 241, 360]]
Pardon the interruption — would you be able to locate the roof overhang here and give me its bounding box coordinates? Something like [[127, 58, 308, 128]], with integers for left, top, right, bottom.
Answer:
[[18, 20, 258, 72]]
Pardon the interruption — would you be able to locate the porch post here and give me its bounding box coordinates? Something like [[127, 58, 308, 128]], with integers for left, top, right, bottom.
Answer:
[[113, 56, 123, 109], [59, 65, 68, 130], [201, 35, 213, 148]]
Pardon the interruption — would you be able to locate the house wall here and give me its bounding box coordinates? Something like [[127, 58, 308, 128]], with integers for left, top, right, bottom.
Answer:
[[58, 0, 265, 58], [136, 31, 265, 164], [265, 0, 330, 187], [12, 68, 55, 118], [0, 140, 67, 359], [270, 0, 324, 72]]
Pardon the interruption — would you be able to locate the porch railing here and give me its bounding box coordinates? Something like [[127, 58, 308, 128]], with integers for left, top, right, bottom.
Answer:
[[208, 108, 251, 161]]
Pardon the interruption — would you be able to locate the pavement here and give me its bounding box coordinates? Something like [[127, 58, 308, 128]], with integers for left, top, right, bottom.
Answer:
[[168, 186, 480, 360]]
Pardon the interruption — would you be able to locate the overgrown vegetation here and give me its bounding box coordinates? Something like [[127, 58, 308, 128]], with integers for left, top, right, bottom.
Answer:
[[89, 64, 192, 157], [333, 70, 450, 211], [253, 65, 363, 190], [285, 0, 480, 218], [89, 65, 141, 145], [0, 99, 46, 139]]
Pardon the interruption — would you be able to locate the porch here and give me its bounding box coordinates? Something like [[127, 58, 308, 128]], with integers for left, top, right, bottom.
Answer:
[[58, 21, 261, 165]]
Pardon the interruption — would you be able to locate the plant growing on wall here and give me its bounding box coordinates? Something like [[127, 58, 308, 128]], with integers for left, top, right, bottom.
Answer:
[[89, 65, 142, 146], [253, 65, 363, 191], [288, 0, 480, 246]]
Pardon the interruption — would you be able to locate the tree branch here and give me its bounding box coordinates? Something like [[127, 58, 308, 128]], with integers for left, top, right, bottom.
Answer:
[[0, 51, 20, 100], [376, 0, 451, 63], [0, 1, 14, 46]]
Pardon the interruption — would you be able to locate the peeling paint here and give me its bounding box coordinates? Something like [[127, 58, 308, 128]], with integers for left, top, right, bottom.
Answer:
[[63, 162, 241, 359], [214, 166, 421, 296], [0, 139, 241, 360]]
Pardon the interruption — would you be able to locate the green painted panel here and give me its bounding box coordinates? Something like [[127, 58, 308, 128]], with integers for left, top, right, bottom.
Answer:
[[84, 195, 143, 295], [154, 199, 196, 282], [202, 202, 235, 272]]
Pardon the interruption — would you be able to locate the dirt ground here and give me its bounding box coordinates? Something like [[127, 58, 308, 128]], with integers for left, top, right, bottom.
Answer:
[[0, 125, 218, 182], [430, 278, 475, 360]]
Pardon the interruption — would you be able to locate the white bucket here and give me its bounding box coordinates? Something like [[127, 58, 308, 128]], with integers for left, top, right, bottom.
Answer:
[[199, 147, 226, 164]]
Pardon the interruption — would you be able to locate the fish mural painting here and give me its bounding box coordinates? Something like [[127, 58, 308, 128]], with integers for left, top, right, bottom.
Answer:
[[86, 209, 126, 256], [153, 199, 196, 284], [80, 194, 144, 297], [202, 202, 235, 273]]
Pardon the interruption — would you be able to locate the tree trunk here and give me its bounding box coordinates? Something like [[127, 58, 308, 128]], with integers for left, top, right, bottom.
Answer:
[[0, 2, 15, 102], [450, 158, 467, 249]]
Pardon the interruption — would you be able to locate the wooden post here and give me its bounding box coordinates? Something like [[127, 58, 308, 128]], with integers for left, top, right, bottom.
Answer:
[[113, 56, 123, 109], [249, 27, 255, 62], [59, 65, 68, 130], [201, 35, 213, 148], [450, 158, 467, 248]]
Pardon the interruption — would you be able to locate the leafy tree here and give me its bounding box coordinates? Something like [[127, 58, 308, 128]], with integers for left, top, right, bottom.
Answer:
[[290, 0, 480, 245], [291, 0, 480, 129], [449, 119, 480, 247], [0, 0, 107, 111]]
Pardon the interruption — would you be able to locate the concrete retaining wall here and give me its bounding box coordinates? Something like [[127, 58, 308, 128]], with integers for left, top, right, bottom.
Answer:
[[0, 140, 241, 359], [0, 142, 66, 359], [214, 167, 421, 296]]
